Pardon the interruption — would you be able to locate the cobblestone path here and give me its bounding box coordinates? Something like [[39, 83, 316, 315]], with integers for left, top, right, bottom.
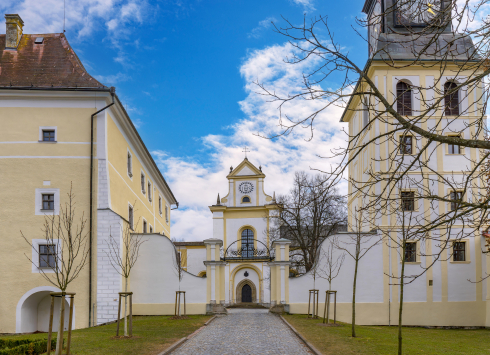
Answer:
[[172, 308, 312, 355]]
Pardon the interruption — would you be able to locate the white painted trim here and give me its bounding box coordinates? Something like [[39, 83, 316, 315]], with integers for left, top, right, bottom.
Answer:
[[140, 169, 146, 195], [35, 188, 60, 215], [31, 239, 61, 273], [38, 126, 57, 142], [0, 156, 90, 159], [16, 286, 75, 333]]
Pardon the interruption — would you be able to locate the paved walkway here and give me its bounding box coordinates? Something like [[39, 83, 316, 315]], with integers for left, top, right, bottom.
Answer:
[[172, 308, 312, 355]]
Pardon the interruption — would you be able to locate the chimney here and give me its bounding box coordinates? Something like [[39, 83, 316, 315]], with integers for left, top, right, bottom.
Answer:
[[5, 14, 24, 49]]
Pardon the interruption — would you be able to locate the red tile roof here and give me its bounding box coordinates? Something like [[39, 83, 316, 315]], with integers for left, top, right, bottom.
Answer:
[[0, 33, 106, 89]]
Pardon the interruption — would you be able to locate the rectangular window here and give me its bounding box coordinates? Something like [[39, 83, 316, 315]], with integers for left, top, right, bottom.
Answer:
[[39, 244, 56, 268], [42, 194, 55, 210], [453, 241, 466, 261], [165, 205, 169, 224], [143, 220, 147, 233], [148, 182, 152, 202], [42, 130, 56, 142], [400, 135, 413, 155], [448, 136, 461, 155], [149, 225, 153, 233], [404, 242, 417, 263], [141, 173, 145, 194], [363, 100, 369, 128], [127, 152, 133, 177], [159, 197, 162, 215], [129, 205, 134, 230], [401, 191, 415, 211], [450, 191, 463, 211]]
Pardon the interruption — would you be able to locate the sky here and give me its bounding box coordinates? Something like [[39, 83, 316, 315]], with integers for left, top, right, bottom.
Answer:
[[3, 0, 482, 241]]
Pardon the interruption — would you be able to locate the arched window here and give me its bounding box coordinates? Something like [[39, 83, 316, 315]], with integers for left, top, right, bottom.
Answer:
[[444, 81, 459, 116], [241, 228, 254, 258], [396, 81, 412, 116], [242, 196, 250, 203]]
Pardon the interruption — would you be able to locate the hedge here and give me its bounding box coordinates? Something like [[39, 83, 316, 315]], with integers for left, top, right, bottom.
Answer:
[[0, 338, 58, 355]]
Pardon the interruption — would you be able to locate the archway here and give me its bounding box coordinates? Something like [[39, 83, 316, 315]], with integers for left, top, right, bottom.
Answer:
[[230, 264, 263, 304], [236, 279, 257, 303], [16, 286, 73, 333]]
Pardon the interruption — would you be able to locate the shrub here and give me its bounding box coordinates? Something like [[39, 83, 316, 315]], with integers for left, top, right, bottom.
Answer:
[[0, 338, 57, 355]]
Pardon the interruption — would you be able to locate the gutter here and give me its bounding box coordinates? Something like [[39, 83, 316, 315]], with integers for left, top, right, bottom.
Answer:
[[89, 87, 115, 327]]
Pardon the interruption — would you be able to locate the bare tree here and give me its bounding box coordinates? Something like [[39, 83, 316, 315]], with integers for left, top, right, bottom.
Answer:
[[106, 211, 145, 337], [172, 241, 186, 316], [21, 184, 89, 354], [271, 171, 347, 274], [335, 209, 381, 338]]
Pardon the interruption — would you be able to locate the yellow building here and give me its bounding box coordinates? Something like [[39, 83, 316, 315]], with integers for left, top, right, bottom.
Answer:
[[0, 14, 177, 333]]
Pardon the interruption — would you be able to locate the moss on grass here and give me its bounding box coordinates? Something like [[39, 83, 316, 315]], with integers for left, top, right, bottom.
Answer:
[[283, 314, 490, 355], [0, 315, 211, 355]]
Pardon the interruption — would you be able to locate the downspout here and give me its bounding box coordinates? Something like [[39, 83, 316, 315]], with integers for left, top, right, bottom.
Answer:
[[89, 87, 116, 327]]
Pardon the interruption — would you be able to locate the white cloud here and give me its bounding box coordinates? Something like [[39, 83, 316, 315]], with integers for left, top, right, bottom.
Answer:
[[290, 0, 315, 12], [248, 17, 276, 39], [94, 72, 131, 85], [154, 41, 348, 241]]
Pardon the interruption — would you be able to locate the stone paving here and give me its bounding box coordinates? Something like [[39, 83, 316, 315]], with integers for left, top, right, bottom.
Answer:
[[172, 308, 312, 355]]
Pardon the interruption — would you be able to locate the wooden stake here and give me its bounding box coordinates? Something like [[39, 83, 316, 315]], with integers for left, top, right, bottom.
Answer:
[[47, 295, 55, 355], [66, 295, 75, 355], [116, 294, 122, 336], [129, 294, 133, 336]]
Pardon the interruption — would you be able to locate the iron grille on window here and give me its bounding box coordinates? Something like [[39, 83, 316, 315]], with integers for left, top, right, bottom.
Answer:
[[453, 242, 466, 261], [242, 196, 250, 203], [42, 194, 54, 210], [396, 81, 412, 116], [165, 205, 169, 223], [404, 242, 416, 262], [42, 130, 55, 142], [450, 191, 463, 211], [400, 135, 413, 154], [129, 205, 134, 230], [39, 244, 56, 268], [401, 191, 415, 211], [444, 81, 459, 116], [241, 229, 254, 258]]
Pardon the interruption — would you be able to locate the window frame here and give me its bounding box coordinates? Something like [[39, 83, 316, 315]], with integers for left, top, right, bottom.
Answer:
[[446, 134, 463, 155], [159, 196, 163, 216], [399, 134, 414, 155], [39, 244, 57, 268], [128, 203, 134, 230], [240, 228, 255, 258], [149, 225, 153, 233], [396, 81, 413, 116], [403, 241, 419, 263], [444, 81, 460, 116], [38, 126, 57, 143], [241, 195, 251, 203], [141, 171, 146, 194], [127, 149, 133, 178], [362, 99, 370, 129], [400, 190, 416, 212], [148, 181, 152, 202], [165, 205, 169, 224], [450, 239, 470, 263], [449, 190, 464, 211], [143, 219, 147, 233], [41, 193, 55, 211], [35, 188, 60, 215]]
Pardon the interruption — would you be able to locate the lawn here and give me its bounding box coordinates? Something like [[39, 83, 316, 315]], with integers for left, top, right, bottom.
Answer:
[[283, 314, 490, 355], [0, 315, 211, 355]]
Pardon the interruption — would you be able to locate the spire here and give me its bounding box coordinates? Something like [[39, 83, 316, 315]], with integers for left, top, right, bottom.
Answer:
[[230, 166, 233, 173], [272, 191, 276, 203], [216, 193, 221, 206]]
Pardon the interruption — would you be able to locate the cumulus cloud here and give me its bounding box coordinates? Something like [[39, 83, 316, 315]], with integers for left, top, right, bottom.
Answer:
[[290, 0, 316, 12], [248, 17, 276, 39], [154, 41, 348, 241], [94, 72, 131, 85]]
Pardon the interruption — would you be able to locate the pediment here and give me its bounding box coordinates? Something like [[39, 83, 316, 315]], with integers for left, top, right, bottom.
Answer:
[[228, 158, 265, 178]]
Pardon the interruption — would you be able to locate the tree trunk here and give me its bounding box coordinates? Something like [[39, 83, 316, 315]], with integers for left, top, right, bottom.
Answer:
[[55, 295, 65, 355], [124, 279, 128, 337], [352, 257, 359, 337], [398, 249, 406, 355], [327, 281, 332, 323]]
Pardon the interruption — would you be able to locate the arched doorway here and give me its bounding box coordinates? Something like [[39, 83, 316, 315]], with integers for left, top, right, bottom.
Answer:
[[236, 279, 257, 303], [16, 287, 72, 333]]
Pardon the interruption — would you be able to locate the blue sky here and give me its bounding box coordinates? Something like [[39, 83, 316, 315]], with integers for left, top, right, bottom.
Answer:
[[1, 0, 369, 240]]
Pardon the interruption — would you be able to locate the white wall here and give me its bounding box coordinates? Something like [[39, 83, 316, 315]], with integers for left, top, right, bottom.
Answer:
[[186, 248, 207, 275], [132, 235, 207, 305]]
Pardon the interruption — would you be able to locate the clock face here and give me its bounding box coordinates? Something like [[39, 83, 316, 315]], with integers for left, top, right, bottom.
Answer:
[[239, 182, 254, 194], [369, 1, 382, 56], [396, 0, 441, 27]]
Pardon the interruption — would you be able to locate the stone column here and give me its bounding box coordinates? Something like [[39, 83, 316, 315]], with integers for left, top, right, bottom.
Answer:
[[203, 239, 227, 314], [268, 239, 291, 313]]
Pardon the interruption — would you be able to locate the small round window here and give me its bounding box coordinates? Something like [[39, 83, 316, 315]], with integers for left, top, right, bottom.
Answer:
[[242, 196, 251, 203]]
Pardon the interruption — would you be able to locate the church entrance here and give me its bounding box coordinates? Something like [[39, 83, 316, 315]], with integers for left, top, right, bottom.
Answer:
[[242, 284, 252, 302]]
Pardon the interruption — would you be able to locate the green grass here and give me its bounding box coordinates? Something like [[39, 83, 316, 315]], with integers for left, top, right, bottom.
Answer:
[[283, 314, 490, 355], [0, 315, 211, 355]]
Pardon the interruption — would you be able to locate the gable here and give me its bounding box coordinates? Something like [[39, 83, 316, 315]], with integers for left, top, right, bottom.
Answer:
[[228, 158, 265, 178]]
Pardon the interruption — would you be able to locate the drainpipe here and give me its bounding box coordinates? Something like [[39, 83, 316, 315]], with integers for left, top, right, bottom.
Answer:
[[89, 87, 116, 327]]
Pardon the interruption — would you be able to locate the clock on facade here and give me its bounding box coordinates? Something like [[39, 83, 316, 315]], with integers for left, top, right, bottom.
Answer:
[[395, 0, 441, 27], [239, 182, 254, 194]]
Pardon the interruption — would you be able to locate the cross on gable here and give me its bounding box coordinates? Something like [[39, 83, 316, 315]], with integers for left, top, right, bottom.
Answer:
[[242, 146, 250, 158]]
